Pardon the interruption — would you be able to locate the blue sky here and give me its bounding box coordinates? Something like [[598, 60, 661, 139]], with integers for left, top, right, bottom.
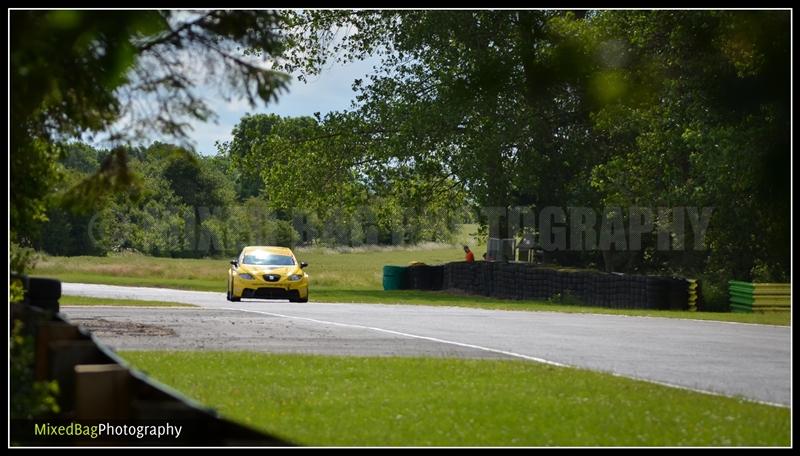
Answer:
[[187, 57, 377, 156]]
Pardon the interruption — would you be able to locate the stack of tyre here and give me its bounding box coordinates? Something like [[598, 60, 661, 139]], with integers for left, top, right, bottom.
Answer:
[[402, 261, 695, 311]]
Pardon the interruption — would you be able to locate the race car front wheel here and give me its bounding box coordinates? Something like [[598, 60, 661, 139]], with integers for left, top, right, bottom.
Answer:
[[227, 279, 241, 302]]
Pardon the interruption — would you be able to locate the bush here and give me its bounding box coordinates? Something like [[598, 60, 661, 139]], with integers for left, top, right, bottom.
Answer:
[[10, 241, 38, 275], [10, 320, 60, 419]]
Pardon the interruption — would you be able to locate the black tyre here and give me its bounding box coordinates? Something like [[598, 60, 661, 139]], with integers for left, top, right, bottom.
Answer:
[[289, 290, 308, 303], [227, 279, 241, 302], [26, 277, 61, 300]]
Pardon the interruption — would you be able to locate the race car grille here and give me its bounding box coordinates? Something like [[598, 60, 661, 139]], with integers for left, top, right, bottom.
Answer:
[[263, 274, 281, 282], [243, 288, 291, 299]]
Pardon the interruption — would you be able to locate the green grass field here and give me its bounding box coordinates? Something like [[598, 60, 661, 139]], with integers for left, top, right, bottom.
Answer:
[[59, 295, 195, 307], [120, 351, 790, 446], [37, 244, 469, 289], [38, 249, 790, 325]]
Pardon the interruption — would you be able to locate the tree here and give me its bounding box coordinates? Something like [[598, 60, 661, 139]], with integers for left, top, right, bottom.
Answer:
[[10, 10, 289, 243], [279, 10, 789, 281], [217, 114, 289, 200], [159, 146, 235, 255], [588, 10, 790, 280], [220, 111, 467, 246], [279, 10, 603, 258]]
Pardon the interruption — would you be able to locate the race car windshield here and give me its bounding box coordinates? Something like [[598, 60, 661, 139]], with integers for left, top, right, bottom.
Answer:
[[243, 253, 296, 266]]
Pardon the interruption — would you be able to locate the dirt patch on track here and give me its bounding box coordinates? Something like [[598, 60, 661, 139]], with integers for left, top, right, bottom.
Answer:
[[61, 307, 511, 359], [69, 318, 177, 337]]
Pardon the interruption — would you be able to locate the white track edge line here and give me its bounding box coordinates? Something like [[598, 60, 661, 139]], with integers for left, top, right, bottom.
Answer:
[[59, 305, 197, 309], [221, 307, 790, 409], [221, 307, 566, 367]]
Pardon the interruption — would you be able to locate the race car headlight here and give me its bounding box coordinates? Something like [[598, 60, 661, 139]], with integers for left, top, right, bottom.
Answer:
[[288, 274, 303, 281], [238, 273, 255, 280]]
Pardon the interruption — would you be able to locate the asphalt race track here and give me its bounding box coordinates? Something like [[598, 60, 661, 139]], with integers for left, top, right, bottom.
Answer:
[[61, 283, 791, 406]]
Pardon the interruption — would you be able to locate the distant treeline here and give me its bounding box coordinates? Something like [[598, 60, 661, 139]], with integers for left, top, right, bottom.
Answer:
[[37, 141, 467, 258]]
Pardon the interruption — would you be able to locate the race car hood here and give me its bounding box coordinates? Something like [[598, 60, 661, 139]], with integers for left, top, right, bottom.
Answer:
[[237, 265, 300, 277]]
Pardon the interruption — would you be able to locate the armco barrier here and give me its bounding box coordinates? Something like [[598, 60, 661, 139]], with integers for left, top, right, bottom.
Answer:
[[418, 262, 696, 311], [10, 273, 291, 446]]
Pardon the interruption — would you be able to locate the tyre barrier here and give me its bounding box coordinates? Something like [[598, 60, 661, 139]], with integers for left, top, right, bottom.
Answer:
[[406, 265, 444, 291], [10, 273, 291, 446], [430, 262, 699, 311], [729, 281, 790, 313]]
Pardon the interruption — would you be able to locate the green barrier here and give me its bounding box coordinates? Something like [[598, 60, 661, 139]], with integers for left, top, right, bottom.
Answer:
[[728, 280, 790, 313], [383, 265, 408, 290]]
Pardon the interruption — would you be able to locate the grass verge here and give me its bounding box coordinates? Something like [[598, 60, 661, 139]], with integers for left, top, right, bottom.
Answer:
[[60, 295, 195, 307], [120, 351, 790, 446], [36, 254, 790, 325], [312, 289, 791, 325]]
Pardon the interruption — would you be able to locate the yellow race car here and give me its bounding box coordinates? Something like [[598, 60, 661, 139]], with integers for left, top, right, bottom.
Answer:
[[227, 246, 309, 303]]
